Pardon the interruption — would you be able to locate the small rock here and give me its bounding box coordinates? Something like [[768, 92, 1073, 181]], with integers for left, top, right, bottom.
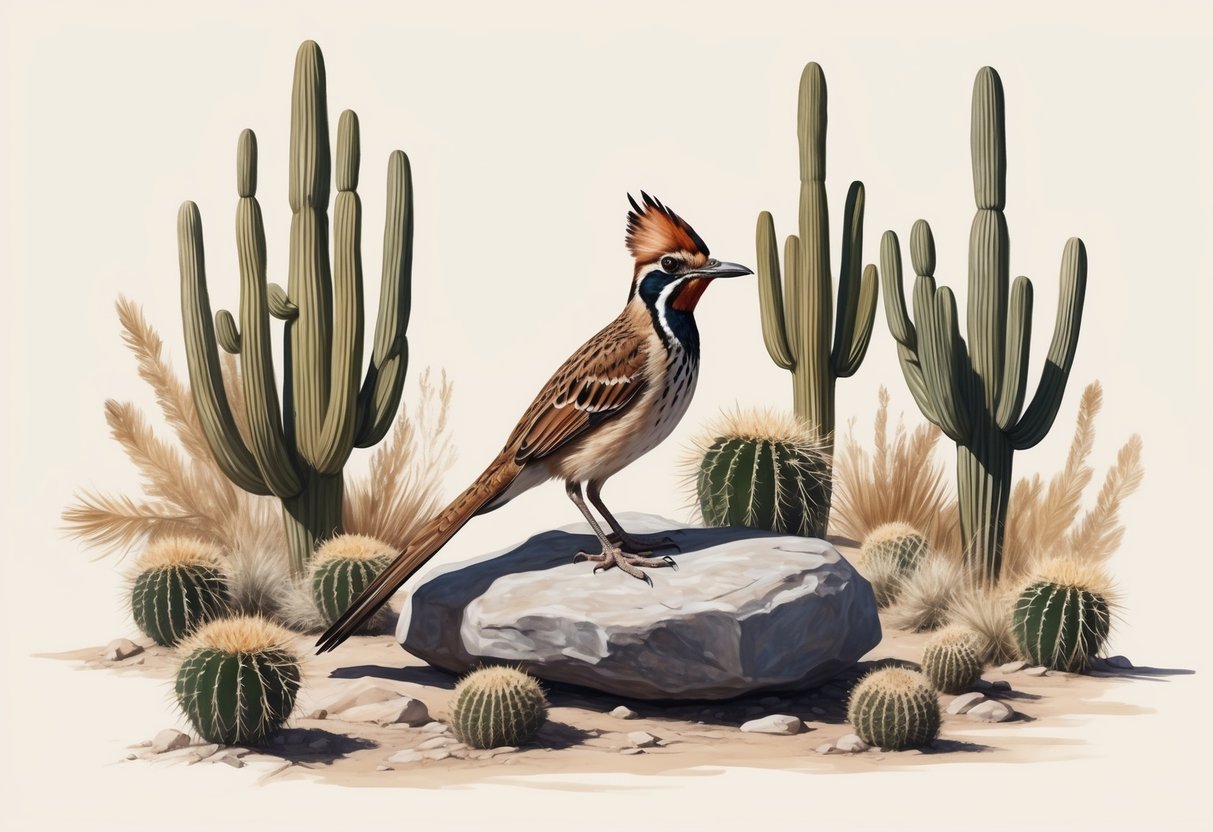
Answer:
[[620, 747, 644, 755], [424, 750, 451, 761], [609, 706, 639, 720], [307, 738, 330, 751], [1105, 655, 1133, 669], [990, 680, 1011, 692], [387, 750, 424, 764], [967, 700, 1015, 723], [739, 714, 802, 735], [416, 736, 454, 750], [946, 692, 987, 715], [1023, 666, 1049, 677], [124, 753, 137, 761], [489, 746, 518, 755], [217, 755, 246, 769], [627, 731, 660, 748], [1000, 660, 1027, 673], [835, 734, 869, 753], [419, 721, 449, 734], [815, 743, 838, 755], [151, 729, 191, 754], [303, 709, 328, 720], [190, 744, 220, 759], [103, 638, 143, 662], [375, 764, 392, 771], [339, 696, 430, 727]]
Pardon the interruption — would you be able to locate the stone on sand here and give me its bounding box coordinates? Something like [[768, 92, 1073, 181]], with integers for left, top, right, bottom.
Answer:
[[739, 714, 802, 735]]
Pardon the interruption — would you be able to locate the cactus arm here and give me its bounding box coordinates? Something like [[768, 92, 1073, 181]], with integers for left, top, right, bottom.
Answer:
[[214, 310, 241, 354], [880, 230, 939, 423], [831, 181, 876, 378], [354, 149, 413, 447], [995, 275, 1033, 429], [756, 211, 795, 370], [267, 284, 298, 320], [313, 110, 366, 474], [914, 278, 971, 443], [1008, 238, 1087, 450], [288, 40, 335, 467], [781, 235, 803, 357], [177, 201, 270, 495], [235, 130, 303, 498]]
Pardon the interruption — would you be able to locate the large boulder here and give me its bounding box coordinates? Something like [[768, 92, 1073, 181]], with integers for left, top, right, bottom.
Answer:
[[397, 513, 881, 700]]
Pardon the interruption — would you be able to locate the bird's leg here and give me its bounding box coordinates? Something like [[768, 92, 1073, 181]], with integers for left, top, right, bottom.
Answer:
[[565, 482, 674, 584], [587, 480, 680, 557]]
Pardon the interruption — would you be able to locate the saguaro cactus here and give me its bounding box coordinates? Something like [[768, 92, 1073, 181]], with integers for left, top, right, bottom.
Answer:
[[756, 62, 879, 454], [881, 67, 1087, 585], [178, 41, 413, 575]]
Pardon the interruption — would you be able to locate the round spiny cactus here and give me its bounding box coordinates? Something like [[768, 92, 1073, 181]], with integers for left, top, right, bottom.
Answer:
[[689, 408, 831, 537], [847, 668, 941, 750], [921, 625, 984, 694], [175, 616, 301, 745], [861, 522, 929, 575], [310, 534, 393, 628], [1011, 558, 1114, 673], [130, 537, 230, 646], [450, 666, 548, 750]]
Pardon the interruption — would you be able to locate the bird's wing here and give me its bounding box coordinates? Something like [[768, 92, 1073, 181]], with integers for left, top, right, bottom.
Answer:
[[508, 315, 651, 464]]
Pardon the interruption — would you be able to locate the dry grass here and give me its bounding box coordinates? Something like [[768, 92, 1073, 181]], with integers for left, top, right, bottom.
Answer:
[[853, 551, 904, 609], [887, 556, 965, 632], [947, 586, 1020, 665], [832, 388, 959, 553], [132, 536, 224, 572], [177, 615, 298, 657]]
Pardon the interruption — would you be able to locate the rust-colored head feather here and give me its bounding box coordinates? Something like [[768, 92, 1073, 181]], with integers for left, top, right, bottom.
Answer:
[[625, 192, 709, 264]]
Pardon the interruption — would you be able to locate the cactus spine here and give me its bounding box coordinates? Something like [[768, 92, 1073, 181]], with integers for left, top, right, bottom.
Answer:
[[449, 667, 548, 750], [1011, 559, 1113, 672], [178, 41, 413, 576], [860, 522, 929, 575], [847, 668, 941, 750], [880, 67, 1087, 585], [310, 534, 392, 627], [130, 537, 229, 646], [175, 617, 301, 745], [756, 63, 878, 535], [921, 626, 984, 694]]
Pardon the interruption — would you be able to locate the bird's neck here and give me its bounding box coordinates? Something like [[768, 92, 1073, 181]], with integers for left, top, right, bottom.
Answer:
[[633, 295, 699, 357]]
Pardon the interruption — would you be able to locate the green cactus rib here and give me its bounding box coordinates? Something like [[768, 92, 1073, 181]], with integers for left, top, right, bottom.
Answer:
[[178, 41, 413, 575], [131, 565, 229, 647], [847, 670, 941, 750], [880, 66, 1087, 585], [450, 669, 548, 750], [175, 646, 301, 745], [756, 62, 878, 464], [697, 436, 830, 537], [921, 633, 983, 694], [312, 556, 389, 626], [1011, 581, 1111, 672], [864, 531, 928, 575]]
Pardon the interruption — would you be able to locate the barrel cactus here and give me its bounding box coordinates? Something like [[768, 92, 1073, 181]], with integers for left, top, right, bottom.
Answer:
[[921, 625, 984, 693], [1011, 558, 1114, 672], [847, 668, 941, 750], [175, 616, 301, 745], [310, 534, 393, 627], [690, 407, 830, 537], [129, 537, 229, 646], [861, 522, 929, 573], [449, 667, 548, 750]]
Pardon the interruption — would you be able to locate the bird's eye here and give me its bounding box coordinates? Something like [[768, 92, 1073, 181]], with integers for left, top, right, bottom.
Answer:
[[661, 256, 679, 273]]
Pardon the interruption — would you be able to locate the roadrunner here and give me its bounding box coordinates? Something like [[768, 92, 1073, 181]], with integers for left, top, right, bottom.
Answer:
[[316, 193, 751, 652]]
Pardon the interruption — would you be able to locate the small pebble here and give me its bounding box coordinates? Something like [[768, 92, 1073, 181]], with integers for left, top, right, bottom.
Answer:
[[103, 638, 143, 662], [387, 750, 424, 764], [740, 714, 802, 735], [151, 729, 191, 754], [1023, 666, 1049, 677], [417, 736, 454, 750], [419, 722, 449, 734], [835, 734, 869, 753], [304, 709, 328, 720], [620, 747, 644, 755], [967, 699, 1015, 723], [1000, 660, 1028, 673], [424, 750, 451, 761], [946, 692, 987, 715], [376, 765, 392, 771], [628, 731, 660, 748], [815, 743, 838, 755], [610, 706, 639, 720]]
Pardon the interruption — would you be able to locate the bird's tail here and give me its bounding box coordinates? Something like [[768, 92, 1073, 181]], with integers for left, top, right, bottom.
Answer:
[[315, 451, 521, 653]]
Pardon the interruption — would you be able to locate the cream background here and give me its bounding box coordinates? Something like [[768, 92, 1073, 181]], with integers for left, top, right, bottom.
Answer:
[[1, 0, 1210, 828]]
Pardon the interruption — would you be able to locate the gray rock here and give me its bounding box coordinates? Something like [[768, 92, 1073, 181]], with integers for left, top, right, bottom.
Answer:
[[1105, 655, 1133, 669], [1023, 666, 1049, 677], [387, 750, 424, 764], [609, 706, 639, 720], [103, 638, 143, 662], [1000, 660, 1027, 673], [424, 750, 451, 761], [337, 696, 429, 727], [151, 729, 190, 754], [419, 722, 449, 734], [416, 736, 454, 750], [835, 733, 869, 753], [398, 513, 881, 700], [739, 714, 802, 735], [627, 731, 660, 748], [946, 692, 987, 715], [967, 700, 1015, 723]]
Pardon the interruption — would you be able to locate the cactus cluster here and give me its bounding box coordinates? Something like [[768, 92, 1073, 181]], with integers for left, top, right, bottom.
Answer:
[[175, 616, 301, 745], [847, 667, 941, 750], [178, 40, 414, 576], [921, 625, 984, 694], [692, 408, 831, 538], [1011, 558, 1114, 672], [756, 62, 878, 536], [881, 66, 1088, 586], [130, 537, 230, 646], [449, 667, 548, 750], [310, 534, 393, 627], [860, 522, 929, 574]]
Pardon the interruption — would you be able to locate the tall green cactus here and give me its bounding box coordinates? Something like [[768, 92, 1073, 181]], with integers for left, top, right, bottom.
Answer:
[[756, 62, 879, 452], [178, 41, 413, 576], [881, 67, 1087, 585]]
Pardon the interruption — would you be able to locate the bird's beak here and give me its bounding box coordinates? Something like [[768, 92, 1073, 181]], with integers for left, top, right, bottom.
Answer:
[[687, 260, 753, 279]]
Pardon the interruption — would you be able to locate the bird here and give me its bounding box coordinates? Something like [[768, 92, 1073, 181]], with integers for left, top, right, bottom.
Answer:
[[316, 192, 752, 653]]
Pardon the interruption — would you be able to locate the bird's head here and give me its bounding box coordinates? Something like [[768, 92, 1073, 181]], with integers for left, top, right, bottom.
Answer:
[[625, 192, 752, 315]]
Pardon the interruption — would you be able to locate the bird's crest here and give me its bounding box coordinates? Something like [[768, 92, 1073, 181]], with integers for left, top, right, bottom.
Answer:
[[625, 192, 709, 264]]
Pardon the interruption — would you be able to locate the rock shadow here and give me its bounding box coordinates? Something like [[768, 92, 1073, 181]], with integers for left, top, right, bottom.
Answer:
[[327, 663, 458, 690], [264, 727, 376, 764]]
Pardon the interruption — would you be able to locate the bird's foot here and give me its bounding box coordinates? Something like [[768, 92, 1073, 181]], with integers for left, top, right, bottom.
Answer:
[[573, 545, 677, 584], [606, 531, 681, 554]]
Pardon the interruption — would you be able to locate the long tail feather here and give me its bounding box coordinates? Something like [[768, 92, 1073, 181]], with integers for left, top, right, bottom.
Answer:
[[315, 452, 521, 653]]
